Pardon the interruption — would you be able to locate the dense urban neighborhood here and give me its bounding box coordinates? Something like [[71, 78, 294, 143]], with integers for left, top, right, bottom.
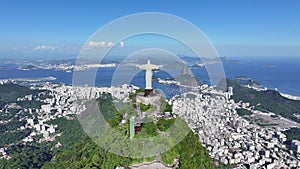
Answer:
[[1, 74, 300, 169]]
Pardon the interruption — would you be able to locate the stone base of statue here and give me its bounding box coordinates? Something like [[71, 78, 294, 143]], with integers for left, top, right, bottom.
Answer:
[[137, 90, 161, 106], [144, 89, 153, 97]]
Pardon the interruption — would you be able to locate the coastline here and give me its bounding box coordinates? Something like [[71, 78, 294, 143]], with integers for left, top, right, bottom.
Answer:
[[3, 76, 57, 82], [280, 93, 300, 101]]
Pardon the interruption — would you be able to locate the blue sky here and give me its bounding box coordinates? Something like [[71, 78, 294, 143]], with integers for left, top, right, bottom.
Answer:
[[0, 0, 300, 58]]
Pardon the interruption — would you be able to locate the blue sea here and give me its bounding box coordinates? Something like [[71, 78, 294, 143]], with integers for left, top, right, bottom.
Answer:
[[0, 56, 299, 97]]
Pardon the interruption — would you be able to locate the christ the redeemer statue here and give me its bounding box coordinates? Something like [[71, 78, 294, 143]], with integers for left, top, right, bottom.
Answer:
[[138, 59, 161, 96]]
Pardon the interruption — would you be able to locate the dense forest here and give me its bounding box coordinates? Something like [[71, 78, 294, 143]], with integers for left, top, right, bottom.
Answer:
[[0, 83, 41, 107], [0, 117, 87, 169], [41, 131, 221, 169], [236, 108, 253, 116]]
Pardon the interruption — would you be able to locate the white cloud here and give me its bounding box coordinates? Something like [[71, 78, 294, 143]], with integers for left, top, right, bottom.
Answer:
[[86, 41, 125, 48], [34, 45, 56, 50], [119, 41, 125, 48], [87, 41, 115, 48]]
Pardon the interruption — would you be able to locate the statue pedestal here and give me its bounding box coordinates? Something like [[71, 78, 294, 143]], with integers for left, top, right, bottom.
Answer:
[[144, 89, 153, 97]]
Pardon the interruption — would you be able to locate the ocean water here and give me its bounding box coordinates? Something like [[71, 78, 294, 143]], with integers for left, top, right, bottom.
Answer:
[[0, 56, 299, 97], [225, 56, 300, 96]]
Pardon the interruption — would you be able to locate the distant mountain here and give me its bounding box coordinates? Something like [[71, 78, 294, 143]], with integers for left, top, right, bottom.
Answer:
[[176, 65, 202, 88], [181, 65, 192, 75], [19, 64, 37, 70]]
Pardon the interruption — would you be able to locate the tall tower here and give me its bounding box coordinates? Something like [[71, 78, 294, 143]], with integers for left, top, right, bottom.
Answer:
[[130, 116, 135, 139], [228, 86, 233, 96]]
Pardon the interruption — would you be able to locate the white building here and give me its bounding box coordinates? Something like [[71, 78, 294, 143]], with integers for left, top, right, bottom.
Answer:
[[291, 140, 300, 153]]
